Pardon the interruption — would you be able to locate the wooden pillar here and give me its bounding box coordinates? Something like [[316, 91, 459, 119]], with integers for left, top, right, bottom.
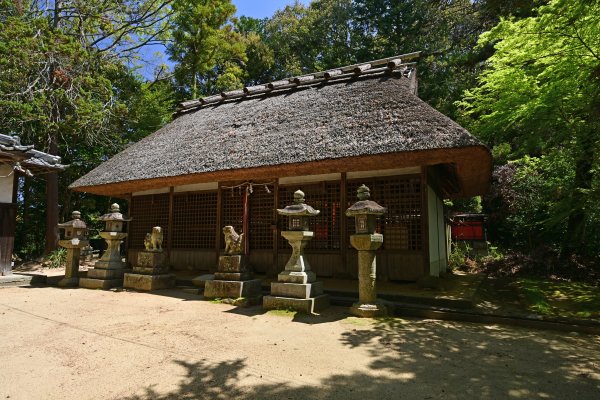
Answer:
[[0, 203, 17, 276], [125, 194, 132, 264], [421, 166, 430, 276], [337, 173, 348, 279], [270, 180, 280, 277], [167, 187, 174, 265], [214, 184, 222, 273], [12, 173, 18, 203]]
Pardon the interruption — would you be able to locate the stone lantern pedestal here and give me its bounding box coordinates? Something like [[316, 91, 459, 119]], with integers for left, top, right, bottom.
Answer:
[[80, 231, 129, 289], [123, 250, 176, 291], [263, 190, 329, 314], [204, 254, 262, 302], [57, 238, 89, 287], [346, 184, 388, 318], [80, 203, 131, 290], [56, 211, 89, 288], [349, 234, 388, 317]]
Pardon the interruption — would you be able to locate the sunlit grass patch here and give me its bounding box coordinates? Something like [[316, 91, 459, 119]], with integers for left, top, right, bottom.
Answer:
[[516, 278, 600, 318]]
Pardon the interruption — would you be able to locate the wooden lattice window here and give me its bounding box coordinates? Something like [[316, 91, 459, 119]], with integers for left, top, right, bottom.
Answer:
[[278, 182, 341, 250], [347, 176, 422, 250], [129, 194, 170, 249], [220, 187, 244, 248], [172, 191, 217, 249], [248, 185, 275, 250]]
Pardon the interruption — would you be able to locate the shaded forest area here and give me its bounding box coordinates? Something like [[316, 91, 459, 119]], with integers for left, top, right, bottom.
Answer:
[[1, 0, 598, 279]]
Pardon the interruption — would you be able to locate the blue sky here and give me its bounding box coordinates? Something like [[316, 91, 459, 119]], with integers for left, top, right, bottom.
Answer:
[[233, 0, 307, 19], [138, 0, 307, 79]]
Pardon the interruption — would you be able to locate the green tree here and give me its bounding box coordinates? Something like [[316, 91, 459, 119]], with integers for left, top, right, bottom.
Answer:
[[1, 0, 174, 255], [458, 0, 600, 256], [167, 0, 246, 99]]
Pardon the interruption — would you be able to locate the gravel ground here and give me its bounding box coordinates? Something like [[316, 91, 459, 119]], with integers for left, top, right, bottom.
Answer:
[[1, 287, 599, 400]]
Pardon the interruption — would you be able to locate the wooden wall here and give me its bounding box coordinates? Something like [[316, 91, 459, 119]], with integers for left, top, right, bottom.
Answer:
[[128, 171, 432, 281], [0, 203, 17, 276]]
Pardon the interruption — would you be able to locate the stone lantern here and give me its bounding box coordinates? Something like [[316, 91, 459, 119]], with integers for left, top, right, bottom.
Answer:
[[56, 211, 89, 287], [58, 211, 88, 240], [79, 203, 132, 290], [263, 190, 330, 313], [346, 184, 388, 317]]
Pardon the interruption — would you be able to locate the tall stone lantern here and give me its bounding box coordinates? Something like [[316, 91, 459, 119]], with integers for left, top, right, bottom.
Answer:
[[346, 184, 388, 317], [80, 203, 131, 290], [57, 211, 89, 287], [263, 190, 330, 313]]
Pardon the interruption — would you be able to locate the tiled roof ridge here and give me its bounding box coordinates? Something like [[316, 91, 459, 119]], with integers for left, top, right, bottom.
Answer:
[[176, 51, 421, 114]]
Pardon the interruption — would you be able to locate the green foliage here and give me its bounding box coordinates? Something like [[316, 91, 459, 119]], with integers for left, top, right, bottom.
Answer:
[[44, 248, 67, 269], [516, 278, 600, 318], [167, 0, 247, 99], [448, 242, 472, 271], [458, 0, 600, 255]]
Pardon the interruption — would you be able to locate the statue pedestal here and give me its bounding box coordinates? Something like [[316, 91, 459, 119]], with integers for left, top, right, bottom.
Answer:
[[349, 234, 388, 317], [80, 232, 128, 290], [57, 239, 88, 288], [123, 251, 175, 291], [263, 231, 329, 314], [204, 255, 262, 302]]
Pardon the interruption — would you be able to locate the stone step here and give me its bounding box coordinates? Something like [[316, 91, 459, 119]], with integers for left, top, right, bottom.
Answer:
[[123, 273, 176, 291], [191, 274, 214, 288], [263, 294, 330, 314], [204, 279, 262, 299], [270, 281, 323, 299]]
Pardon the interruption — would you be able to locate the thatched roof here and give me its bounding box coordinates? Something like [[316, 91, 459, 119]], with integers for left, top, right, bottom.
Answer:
[[70, 55, 491, 197], [0, 134, 66, 175]]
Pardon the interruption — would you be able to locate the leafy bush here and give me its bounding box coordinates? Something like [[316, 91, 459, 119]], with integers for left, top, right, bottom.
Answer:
[[44, 248, 67, 269]]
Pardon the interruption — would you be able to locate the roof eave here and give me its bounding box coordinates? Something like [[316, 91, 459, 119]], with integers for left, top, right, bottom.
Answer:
[[70, 146, 491, 199]]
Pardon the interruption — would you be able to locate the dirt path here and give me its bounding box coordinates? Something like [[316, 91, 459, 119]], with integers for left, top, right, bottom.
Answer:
[[1, 287, 599, 400]]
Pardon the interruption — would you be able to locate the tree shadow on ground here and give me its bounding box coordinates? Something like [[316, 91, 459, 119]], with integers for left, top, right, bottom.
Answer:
[[225, 304, 348, 325], [338, 317, 600, 399], [120, 358, 423, 400]]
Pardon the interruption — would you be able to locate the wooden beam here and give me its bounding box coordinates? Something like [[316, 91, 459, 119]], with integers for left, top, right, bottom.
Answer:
[[271, 180, 280, 277], [70, 146, 492, 200], [0, 203, 17, 275], [338, 173, 348, 279], [12, 173, 18, 203], [421, 166, 430, 277], [214, 183, 223, 272], [167, 187, 174, 265]]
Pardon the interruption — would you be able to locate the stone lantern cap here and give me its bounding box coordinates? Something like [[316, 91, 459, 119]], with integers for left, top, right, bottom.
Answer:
[[98, 203, 132, 222], [346, 185, 386, 216], [58, 211, 88, 230], [277, 190, 320, 217]]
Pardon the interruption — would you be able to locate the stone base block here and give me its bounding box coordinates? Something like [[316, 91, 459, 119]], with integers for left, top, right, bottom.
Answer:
[[277, 270, 316, 284], [270, 281, 323, 299], [79, 278, 123, 290], [218, 255, 247, 273], [191, 274, 214, 288], [263, 294, 330, 314], [87, 268, 125, 280], [57, 277, 79, 288], [123, 273, 176, 291], [94, 260, 126, 270], [137, 251, 166, 268], [350, 302, 389, 318], [214, 271, 253, 281], [132, 266, 169, 275], [204, 279, 262, 299]]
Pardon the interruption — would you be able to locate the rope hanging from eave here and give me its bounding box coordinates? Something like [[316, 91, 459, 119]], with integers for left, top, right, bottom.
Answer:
[[221, 180, 276, 197], [0, 162, 33, 178]]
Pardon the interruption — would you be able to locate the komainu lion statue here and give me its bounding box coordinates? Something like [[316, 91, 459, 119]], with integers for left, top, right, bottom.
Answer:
[[223, 225, 244, 255], [144, 226, 163, 251]]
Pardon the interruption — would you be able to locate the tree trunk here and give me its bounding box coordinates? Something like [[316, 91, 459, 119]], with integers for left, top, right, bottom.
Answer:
[[562, 128, 595, 258], [44, 133, 59, 255]]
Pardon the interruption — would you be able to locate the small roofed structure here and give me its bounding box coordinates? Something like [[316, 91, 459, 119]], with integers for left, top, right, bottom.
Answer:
[[70, 53, 492, 283], [0, 134, 66, 276]]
